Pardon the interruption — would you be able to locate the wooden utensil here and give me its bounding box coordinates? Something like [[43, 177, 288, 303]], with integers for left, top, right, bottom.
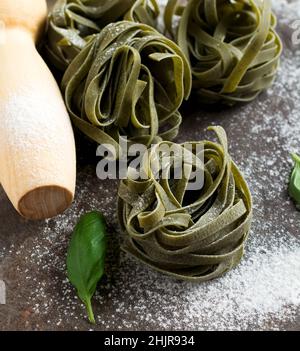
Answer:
[[0, 0, 76, 220]]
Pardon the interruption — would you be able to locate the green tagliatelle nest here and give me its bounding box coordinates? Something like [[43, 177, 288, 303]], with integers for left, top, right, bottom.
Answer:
[[46, 0, 160, 70], [164, 0, 282, 104], [118, 126, 253, 282], [61, 21, 192, 154]]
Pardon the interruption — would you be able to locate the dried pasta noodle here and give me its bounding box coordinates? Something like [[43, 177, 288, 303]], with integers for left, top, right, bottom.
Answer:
[[62, 21, 192, 155], [164, 0, 282, 104], [46, 0, 160, 70], [118, 126, 253, 281]]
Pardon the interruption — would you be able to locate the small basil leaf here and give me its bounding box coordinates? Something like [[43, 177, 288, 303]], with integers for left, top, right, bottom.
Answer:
[[67, 211, 107, 324], [289, 153, 300, 210]]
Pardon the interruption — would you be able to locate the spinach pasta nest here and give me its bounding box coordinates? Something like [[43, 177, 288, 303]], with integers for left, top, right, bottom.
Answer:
[[118, 126, 253, 282], [164, 0, 282, 104], [46, 0, 160, 70], [61, 21, 192, 154]]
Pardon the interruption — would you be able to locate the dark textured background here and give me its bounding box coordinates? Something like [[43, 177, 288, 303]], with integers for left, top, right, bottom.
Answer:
[[0, 0, 299, 331]]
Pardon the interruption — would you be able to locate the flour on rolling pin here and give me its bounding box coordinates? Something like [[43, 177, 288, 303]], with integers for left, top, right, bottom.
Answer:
[[0, 0, 76, 220], [0, 20, 5, 45], [0, 91, 74, 190]]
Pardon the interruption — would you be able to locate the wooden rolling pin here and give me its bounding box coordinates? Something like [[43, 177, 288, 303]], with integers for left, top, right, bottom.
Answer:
[[0, 0, 76, 220]]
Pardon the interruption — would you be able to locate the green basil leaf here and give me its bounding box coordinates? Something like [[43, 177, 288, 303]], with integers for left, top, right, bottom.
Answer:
[[289, 153, 300, 210], [67, 211, 107, 324]]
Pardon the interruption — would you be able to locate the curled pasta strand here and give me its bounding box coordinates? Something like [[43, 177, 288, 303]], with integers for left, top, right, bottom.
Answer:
[[46, 0, 160, 70], [118, 126, 253, 281], [164, 0, 282, 104], [62, 21, 192, 155]]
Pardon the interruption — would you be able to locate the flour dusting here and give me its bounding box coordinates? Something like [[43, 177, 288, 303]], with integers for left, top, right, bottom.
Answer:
[[0, 0, 300, 331]]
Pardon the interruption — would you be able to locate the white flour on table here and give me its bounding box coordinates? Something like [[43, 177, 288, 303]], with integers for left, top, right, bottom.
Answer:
[[0, 0, 300, 331]]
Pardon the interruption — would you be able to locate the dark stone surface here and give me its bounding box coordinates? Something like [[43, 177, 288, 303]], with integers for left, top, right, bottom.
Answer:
[[0, 0, 299, 331]]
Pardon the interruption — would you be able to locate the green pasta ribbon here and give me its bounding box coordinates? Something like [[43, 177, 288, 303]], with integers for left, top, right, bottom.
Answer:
[[118, 126, 253, 282], [46, 0, 160, 71], [164, 0, 282, 104], [61, 21, 192, 156]]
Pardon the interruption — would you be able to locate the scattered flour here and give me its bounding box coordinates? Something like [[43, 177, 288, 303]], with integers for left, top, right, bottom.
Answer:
[[0, 91, 75, 190], [0, 0, 300, 331]]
